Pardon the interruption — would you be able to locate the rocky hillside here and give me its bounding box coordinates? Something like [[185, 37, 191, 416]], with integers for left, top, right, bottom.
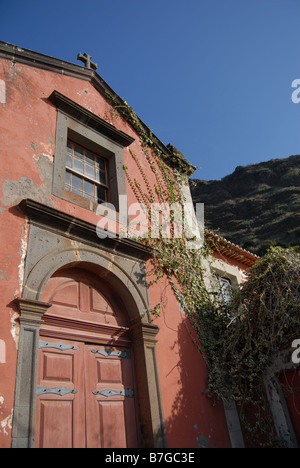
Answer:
[[190, 155, 300, 255]]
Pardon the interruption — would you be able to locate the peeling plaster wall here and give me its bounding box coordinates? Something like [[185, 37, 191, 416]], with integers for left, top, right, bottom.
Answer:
[[0, 341, 5, 364], [18, 219, 29, 293], [0, 153, 54, 209], [0, 60, 58, 447], [0, 411, 13, 437], [0, 79, 5, 104], [9, 312, 19, 349], [0, 54, 233, 448]]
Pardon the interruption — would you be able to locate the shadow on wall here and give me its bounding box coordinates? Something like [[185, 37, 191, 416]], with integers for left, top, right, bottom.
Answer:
[[162, 318, 230, 449]]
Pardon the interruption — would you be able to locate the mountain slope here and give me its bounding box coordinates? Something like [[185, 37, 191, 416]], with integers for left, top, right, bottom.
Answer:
[[190, 155, 300, 255]]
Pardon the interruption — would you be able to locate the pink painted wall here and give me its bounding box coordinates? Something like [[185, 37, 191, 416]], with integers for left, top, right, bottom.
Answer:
[[149, 276, 231, 448], [0, 56, 232, 448]]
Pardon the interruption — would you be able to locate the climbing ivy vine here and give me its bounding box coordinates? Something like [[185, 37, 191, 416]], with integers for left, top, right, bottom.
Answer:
[[105, 94, 300, 446]]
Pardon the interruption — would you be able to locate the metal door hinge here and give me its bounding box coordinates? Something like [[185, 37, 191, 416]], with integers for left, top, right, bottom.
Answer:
[[37, 386, 78, 396], [39, 340, 78, 351], [93, 388, 134, 398], [91, 348, 130, 359]]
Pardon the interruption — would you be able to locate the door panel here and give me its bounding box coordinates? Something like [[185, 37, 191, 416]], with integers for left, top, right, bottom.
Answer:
[[35, 338, 85, 448], [42, 269, 129, 327], [38, 400, 74, 448], [98, 401, 127, 448], [41, 351, 74, 382], [84, 344, 138, 448]]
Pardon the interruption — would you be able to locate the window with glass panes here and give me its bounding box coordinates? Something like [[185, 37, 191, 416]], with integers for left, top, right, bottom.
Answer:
[[211, 274, 232, 304], [65, 141, 108, 203]]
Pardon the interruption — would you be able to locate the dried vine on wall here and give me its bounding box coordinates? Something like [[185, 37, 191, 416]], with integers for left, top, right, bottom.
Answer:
[[105, 95, 300, 446]]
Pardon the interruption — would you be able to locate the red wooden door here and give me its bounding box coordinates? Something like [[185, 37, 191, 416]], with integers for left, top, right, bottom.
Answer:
[[35, 338, 86, 448], [35, 270, 139, 448], [84, 344, 139, 448]]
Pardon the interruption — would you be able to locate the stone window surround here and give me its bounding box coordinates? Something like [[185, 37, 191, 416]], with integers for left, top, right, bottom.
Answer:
[[49, 90, 134, 214]]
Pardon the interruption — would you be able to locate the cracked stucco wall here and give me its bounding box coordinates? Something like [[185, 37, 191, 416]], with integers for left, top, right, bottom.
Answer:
[[0, 150, 54, 294], [17, 218, 30, 296], [0, 152, 54, 208], [0, 341, 5, 364], [0, 161, 54, 445], [0, 79, 5, 105], [0, 395, 13, 437]]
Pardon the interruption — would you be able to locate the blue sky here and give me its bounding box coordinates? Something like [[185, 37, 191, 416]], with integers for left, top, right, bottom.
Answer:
[[1, 0, 300, 180]]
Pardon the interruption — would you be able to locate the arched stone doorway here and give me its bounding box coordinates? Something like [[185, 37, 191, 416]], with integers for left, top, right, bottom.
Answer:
[[35, 267, 140, 448], [11, 200, 167, 448]]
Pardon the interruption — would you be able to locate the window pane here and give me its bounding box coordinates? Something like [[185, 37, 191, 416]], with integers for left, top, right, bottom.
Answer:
[[96, 158, 106, 171], [97, 186, 107, 202], [96, 170, 106, 185], [85, 151, 94, 165], [71, 187, 82, 196], [72, 174, 83, 191], [212, 275, 232, 304], [66, 154, 72, 168], [85, 194, 95, 201], [74, 145, 84, 160], [65, 171, 71, 185], [85, 163, 95, 179], [220, 278, 232, 303], [65, 141, 109, 205], [84, 179, 94, 196], [74, 158, 84, 174]]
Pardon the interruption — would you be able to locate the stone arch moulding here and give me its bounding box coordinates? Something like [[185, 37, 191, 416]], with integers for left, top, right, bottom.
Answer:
[[23, 247, 151, 323], [11, 199, 167, 448]]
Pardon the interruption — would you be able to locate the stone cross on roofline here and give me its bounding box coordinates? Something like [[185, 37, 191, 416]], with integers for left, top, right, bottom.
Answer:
[[77, 52, 97, 71]]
